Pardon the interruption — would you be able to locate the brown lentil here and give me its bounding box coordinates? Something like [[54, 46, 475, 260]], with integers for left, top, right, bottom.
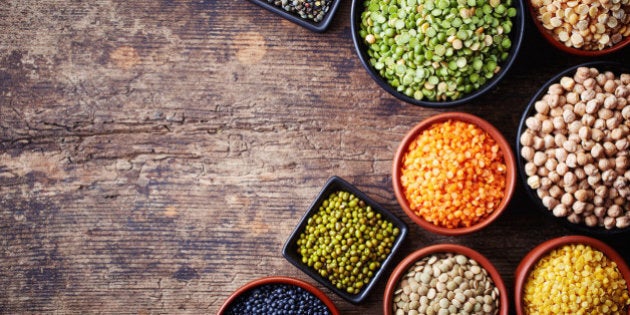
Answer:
[[392, 253, 500, 315], [523, 244, 630, 314], [520, 67, 630, 229]]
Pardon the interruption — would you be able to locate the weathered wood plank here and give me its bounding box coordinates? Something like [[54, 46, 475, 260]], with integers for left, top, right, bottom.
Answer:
[[1, 0, 628, 314]]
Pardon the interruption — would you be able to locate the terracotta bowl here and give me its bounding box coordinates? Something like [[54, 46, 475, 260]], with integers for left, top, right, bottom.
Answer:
[[514, 235, 630, 315], [350, 0, 525, 107], [392, 112, 517, 236], [383, 243, 509, 315], [516, 61, 630, 236], [217, 276, 340, 315], [525, 0, 630, 56], [282, 176, 408, 304]]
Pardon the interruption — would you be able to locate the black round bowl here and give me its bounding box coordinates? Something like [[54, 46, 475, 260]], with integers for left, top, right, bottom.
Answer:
[[516, 61, 630, 237], [350, 0, 525, 108]]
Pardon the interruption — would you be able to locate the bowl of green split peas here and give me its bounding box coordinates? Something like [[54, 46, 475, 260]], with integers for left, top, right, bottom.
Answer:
[[351, 0, 525, 107], [282, 176, 408, 304]]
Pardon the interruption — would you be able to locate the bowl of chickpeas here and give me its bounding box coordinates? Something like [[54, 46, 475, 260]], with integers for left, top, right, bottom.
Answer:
[[392, 112, 517, 235], [514, 235, 630, 314], [384, 243, 509, 315], [526, 0, 630, 56], [516, 61, 630, 235], [282, 176, 408, 304], [350, 0, 525, 107]]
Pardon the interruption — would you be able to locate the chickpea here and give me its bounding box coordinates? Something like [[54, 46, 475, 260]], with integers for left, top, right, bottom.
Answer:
[[553, 204, 569, 217], [616, 216, 630, 229], [561, 193, 574, 206], [520, 131, 535, 147], [585, 215, 599, 227], [572, 201, 587, 214], [574, 189, 590, 202], [525, 162, 538, 176], [521, 146, 535, 161], [535, 100, 550, 114], [604, 217, 616, 229], [607, 204, 622, 218], [564, 172, 578, 187], [527, 175, 541, 189]]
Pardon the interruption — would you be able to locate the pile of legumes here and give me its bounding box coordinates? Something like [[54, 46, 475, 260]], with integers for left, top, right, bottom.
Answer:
[[520, 67, 630, 229], [359, 0, 517, 102], [523, 244, 630, 314], [267, 0, 333, 22], [224, 283, 331, 315], [296, 191, 400, 294], [400, 120, 507, 229], [392, 253, 500, 315], [530, 0, 630, 51]]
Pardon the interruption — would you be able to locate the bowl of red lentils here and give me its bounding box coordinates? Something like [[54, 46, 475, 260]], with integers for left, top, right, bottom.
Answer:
[[218, 276, 340, 314], [392, 112, 517, 236], [384, 243, 509, 315], [516, 61, 630, 235], [514, 235, 630, 314], [282, 176, 409, 304], [526, 0, 630, 56]]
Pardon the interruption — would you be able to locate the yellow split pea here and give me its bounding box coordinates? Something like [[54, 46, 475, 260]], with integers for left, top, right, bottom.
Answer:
[[400, 120, 507, 229], [523, 244, 630, 314]]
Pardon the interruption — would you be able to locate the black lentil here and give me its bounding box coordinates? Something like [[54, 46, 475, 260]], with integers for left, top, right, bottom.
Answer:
[[297, 190, 400, 295], [268, 0, 332, 23], [224, 283, 331, 315]]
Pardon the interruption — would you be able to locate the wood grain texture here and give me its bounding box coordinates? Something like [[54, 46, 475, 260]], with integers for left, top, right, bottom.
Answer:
[[1, 0, 628, 314]]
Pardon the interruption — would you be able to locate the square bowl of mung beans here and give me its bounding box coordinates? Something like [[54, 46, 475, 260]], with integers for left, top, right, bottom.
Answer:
[[282, 176, 409, 304], [247, 0, 342, 32]]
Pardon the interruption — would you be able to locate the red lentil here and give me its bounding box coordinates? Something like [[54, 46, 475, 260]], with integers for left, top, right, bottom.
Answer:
[[400, 120, 507, 229]]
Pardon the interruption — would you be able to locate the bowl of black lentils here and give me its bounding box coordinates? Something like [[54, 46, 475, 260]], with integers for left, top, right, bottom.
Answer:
[[218, 276, 340, 314], [248, 0, 342, 32], [350, 0, 525, 107], [383, 243, 509, 315], [516, 61, 630, 236], [282, 176, 409, 304]]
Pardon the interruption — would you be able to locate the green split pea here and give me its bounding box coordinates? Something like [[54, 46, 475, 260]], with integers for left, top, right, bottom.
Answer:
[[359, 0, 517, 102], [296, 190, 400, 294]]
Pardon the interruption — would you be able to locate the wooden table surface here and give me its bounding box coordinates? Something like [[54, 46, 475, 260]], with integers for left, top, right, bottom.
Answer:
[[1, 1, 628, 314]]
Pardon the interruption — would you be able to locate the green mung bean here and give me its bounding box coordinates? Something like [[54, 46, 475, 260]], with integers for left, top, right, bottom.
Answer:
[[360, 0, 516, 102], [297, 190, 400, 295]]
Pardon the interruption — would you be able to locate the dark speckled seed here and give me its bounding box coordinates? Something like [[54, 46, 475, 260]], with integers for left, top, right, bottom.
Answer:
[[266, 0, 332, 22], [224, 283, 331, 315]]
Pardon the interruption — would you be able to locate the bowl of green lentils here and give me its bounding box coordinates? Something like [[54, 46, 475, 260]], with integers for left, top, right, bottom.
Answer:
[[282, 176, 408, 304], [351, 0, 525, 107]]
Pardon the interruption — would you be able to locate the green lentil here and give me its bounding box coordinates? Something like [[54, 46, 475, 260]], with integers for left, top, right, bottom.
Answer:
[[360, 0, 516, 102], [297, 190, 400, 295]]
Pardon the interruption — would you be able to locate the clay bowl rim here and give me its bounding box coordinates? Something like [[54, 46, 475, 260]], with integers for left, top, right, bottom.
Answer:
[[383, 243, 509, 315], [525, 0, 630, 56], [392, 112, 517, 236], [217, 276, 340, 315], [513, 235, 630, 315]]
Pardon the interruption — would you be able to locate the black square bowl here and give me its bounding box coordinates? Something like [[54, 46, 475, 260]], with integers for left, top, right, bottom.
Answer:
[[248, 0, 342, 32], [282, 176, 408, 304]]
